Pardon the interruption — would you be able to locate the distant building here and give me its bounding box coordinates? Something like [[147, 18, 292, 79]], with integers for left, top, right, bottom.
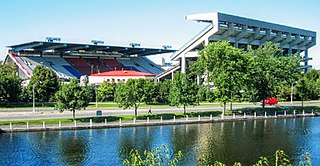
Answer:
[[88, 70, 156, 84]]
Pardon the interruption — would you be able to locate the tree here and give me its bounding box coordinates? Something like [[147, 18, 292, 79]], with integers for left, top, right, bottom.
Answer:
[[245, 42, 300, 108], [296, 76, 309, 110], [169, 72, 198, 115], [55, 79, 93, 120], [114, 78, 154, 117], [27, 65, 59, 103], [190, 41, 248, 115], [155, 80, 171, 103], [296, 69, 320, 100], [0, 64, 22, 102], [97, 81, 115, 102]]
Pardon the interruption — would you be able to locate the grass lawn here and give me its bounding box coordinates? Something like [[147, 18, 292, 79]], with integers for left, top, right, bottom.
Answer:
[[0, 110, 227, 126]]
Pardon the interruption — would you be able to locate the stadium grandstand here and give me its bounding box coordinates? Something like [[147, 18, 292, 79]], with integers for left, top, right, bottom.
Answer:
[[157, 12, 317, 81], [3, 39, 175, 83]]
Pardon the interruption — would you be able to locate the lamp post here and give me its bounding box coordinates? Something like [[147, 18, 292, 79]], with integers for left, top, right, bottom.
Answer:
[[95, 84, 98, 109], [290, 81, 297, 104], [32, 84, 35, 114]]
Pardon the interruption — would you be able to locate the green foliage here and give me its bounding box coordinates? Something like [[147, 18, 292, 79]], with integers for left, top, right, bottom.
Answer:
[[55, 79, 93, 120], [123, 144, 182, 166], [275, 84, 292, 102], [198, 149, 312, 166], [198, 85, 216, 102], [124, 146, 310, 166], [27, 65, 59, 103], [97, 81, 115, 102], [299, 152, 312, 166], [0, 63, 22, 102], [154, 80, 171, 103], [245, 42, 300, 107], [296, 69, 320, 100], [296, 77, 308, 101], [191, 41, 248, 114], [114, 78, 154, 116], [192, 42, 300, 104], [169, 72, 199, 114]]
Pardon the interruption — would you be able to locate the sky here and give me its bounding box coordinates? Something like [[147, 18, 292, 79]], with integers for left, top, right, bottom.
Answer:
[[0, 0, 319, 68]]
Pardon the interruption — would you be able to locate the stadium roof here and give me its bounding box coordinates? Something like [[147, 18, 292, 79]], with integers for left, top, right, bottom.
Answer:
[[7, 41, 176, 56], [90, 70, 156, 77]]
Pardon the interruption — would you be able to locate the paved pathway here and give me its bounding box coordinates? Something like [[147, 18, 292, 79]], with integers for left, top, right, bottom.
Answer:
[[0, 102, 318, 121]]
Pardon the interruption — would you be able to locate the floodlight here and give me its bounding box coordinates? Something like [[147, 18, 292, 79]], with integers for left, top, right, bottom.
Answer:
[[162, 45, 172, 49], [130, 43, 140, 47], [91, 40, 104, 45], [46, 37, 61, 42]]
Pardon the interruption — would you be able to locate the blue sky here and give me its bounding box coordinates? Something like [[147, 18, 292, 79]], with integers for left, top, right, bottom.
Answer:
[[0, 0, 319, 68]]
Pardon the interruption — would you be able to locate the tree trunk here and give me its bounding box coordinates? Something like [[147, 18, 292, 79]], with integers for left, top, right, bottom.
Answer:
[[183, 105, 186, 115], [230, 92, 233, 111], [134, 107, 137, 117], [72, 109, 75, 121], [302, 99, 304, 111], [223, 102, 226, 116], [262, 99, 265, 109]]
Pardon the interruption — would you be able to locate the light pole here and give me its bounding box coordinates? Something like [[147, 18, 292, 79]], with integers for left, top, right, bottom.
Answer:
[[291, 81, 297, 104], [95, 84, 98, 108], [32, 84, 35, 114]]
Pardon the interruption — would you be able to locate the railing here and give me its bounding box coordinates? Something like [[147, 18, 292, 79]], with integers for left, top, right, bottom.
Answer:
[[1, 110, 316, 132]]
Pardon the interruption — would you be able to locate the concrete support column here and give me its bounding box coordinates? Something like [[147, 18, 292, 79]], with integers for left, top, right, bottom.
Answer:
[[181, 54, 186, 73], [197, 75, 200, 85], [204, 38, 209, 46], [304, 49, 308, 72], [171, 71, 174, 80], [288, 48, 292, 55], [234, 42, 239, 48], [297, 48, 301, 56]]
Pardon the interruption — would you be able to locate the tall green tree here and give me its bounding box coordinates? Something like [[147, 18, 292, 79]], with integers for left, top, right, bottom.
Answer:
[[55, 79, 93, 120], [114, 78, 154, 117], [0, 64, 22, 102], [154, 80, 171, 103], [97, 81, 115, 102], [169, 72, 198, 115], [245, 42, 300, 108], [27, 65, 59, 103], [296, 69, 320, 100], [296, 76, 308, 110], [191, 41, 248, 115]]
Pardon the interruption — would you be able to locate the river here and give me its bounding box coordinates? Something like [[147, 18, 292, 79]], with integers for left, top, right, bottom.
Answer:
[[0, 117, 319, 165]]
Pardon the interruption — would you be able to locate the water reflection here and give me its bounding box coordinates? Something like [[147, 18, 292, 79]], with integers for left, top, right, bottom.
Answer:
[[117, 127, 154, 161], [59, 134, 89, 165], [171, 124, 199, 164], [0, 117, 319, 165]]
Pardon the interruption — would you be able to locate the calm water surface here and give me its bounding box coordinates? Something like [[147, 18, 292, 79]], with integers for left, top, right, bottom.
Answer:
[[0, 117, 319, 165]]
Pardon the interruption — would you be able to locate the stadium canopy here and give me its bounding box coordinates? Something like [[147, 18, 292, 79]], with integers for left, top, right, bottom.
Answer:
[[7, 41, 176, 57]]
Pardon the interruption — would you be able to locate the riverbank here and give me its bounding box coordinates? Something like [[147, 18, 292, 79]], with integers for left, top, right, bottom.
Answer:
[[1, 110, 318, 133]]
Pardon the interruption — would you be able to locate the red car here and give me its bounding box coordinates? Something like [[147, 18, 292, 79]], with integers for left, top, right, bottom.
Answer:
[[260, 97, 278, 105]]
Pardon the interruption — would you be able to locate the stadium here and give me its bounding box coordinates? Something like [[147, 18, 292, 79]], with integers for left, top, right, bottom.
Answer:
[[157, 12, 317, 81], [3, 39, 175, 84], [3, 12, 317, 83]]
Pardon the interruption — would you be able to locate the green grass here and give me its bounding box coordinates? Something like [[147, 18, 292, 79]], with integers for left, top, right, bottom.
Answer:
[[234, 105, 320, 115], [0, 118, 73, 126], [0, 102, 55, 109], [0, 111, 226, 126]]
